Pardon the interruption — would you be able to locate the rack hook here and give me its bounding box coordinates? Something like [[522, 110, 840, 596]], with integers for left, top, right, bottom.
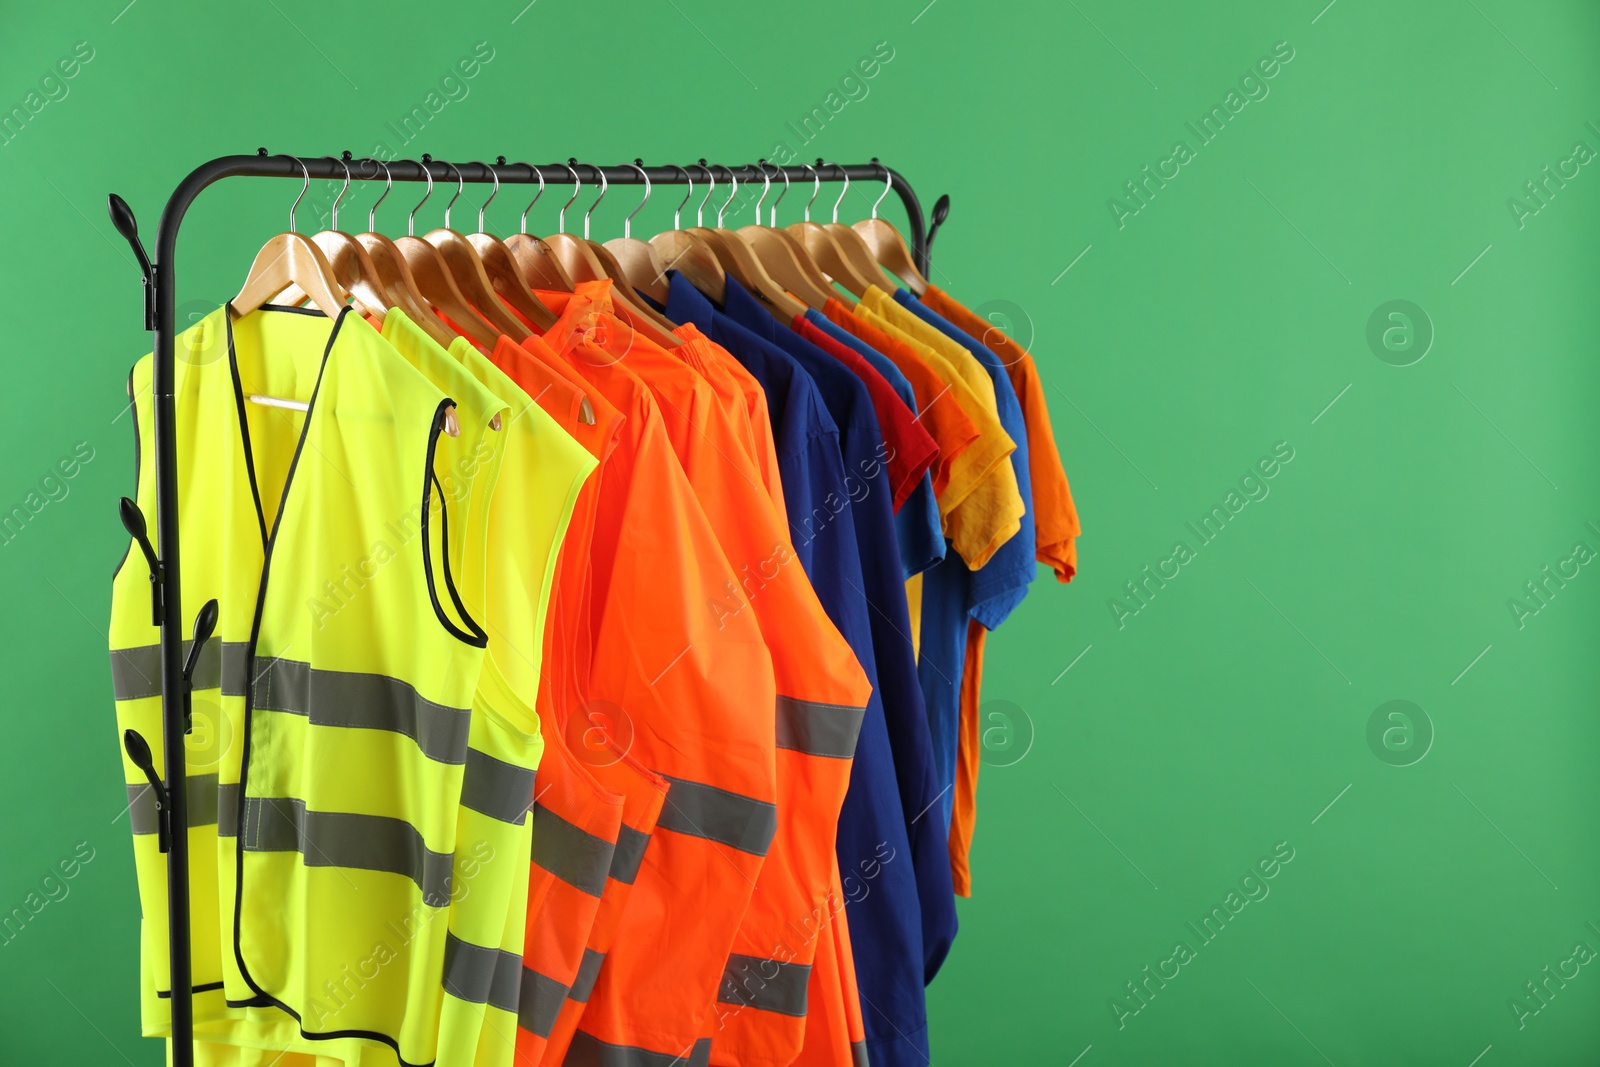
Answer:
[[519, 163, 545, 235], [119, 497, 162, 625], [669, 165, 694, 230], [107, 194, 155, 329], [559, 162, 581, 234], [367, 159, 394, 232], [717, 165, 738, 228], [827, 161, 850, 224], [442, 161, 465, 230], [285, 155, 311, 233], [407, 159, 434, 236], [327, 155, 351, 231], [468, 161, 497, 232], [870, 159, 891, 220], [122, 729, 170, 853], [769, 162, 790, 227], [696, 159, 715, 228], [753, 161, 772, 226], [579, 161, 608, 240], [623, 161, 650, 240]]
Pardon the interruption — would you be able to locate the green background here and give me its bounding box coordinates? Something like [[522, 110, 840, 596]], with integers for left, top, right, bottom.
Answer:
[[2, 0, 1598, 1063]]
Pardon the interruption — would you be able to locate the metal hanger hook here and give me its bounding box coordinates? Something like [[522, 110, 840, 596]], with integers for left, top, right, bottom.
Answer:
[[753, 161, 771, 227], [581, 163, 608, 240], [871, 159, 891, 220], [559, 162, 581, 234], [326, 156, 351, 231], [469, 161, 498, 232], [802, 163, 820, 223], [441, 161, 466, 230], [623, 161, 650, 240], [407, 159, 434, 237], [368, 159, 394, 232], [696, 160, 715, 228], [285, 155, 310, 233], [670, 165, 694, 230], [717, 165, 738, 228], [769, 163, 790, 227], [828, 161, 849, 224], [519, 164, 545, 235]]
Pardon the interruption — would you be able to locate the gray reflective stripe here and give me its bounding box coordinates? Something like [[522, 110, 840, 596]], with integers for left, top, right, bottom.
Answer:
[[774, 694, 866, 759], [609, 824, 650, 885], [569, 948, 605, 1003], [252, 657, 471, 765], [517, 965, 569, 1038], [530, 803, 613, 898], [442, 932, 522, 1014], [127, 773, 219, 834], [460, 748, 535, 825], [241, 797, 453, 907], [852, 1040, 870, 1067], [217, 783, 239, 837], [717, 954, 811, 1017], [656, 777, 777, 856], [565, 1032, 711, 1067], [110, 640, 252, 701]]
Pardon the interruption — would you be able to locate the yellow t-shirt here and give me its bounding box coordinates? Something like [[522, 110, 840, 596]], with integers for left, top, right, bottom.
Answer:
[[854, 289, 1023, 570]]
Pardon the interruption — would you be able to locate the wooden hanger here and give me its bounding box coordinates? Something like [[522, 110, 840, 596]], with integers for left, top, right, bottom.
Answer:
[[783, 162, 873, 299], [817, 162, 903, 293], [232, 158, 349, 319], [737, 162, 836, 312], [460, 160, 558, 331], [693, 165, 806, 321], [601, 163, 670, 305], [503, 164, 576, 293], [333, 160, 459, 347], [547, 163, 680, 346], [273, 157, 413, 326], [853, 163, 930, 296], [647, 164, 726, 303], [392, 163, 501, 347], [421, 162, 532, 342]]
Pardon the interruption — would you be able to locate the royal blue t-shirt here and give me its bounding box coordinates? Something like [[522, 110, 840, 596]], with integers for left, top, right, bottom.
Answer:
[[804, 309, 945, 581], [664, 274, 941, 1067], [891, 289, 1036, 834]]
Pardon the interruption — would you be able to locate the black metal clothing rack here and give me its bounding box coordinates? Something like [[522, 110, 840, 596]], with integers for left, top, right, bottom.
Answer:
[[106, 150, 946, 1066]]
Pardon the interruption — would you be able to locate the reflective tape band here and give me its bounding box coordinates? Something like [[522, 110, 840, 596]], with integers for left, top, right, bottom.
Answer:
[[656, 777, 777, 857], [530, 803, 614, 898], [609, 824, 650, 885], [241, 797, 453, 907], [127, 773, 219, 835], [774, 694, 866, 760], [252, 656, 471, 765], [460, 748, 535, 825], [516, 965, 569, 1038], [442, 932, 522, 1015], [110, 640, 252, 701], [717, 954, 811, 1017], [569, 948, 605, 1003], [565, 1031, 711, 1067], [852, 1040, 870, 1066], [218, 783, 239, 837]]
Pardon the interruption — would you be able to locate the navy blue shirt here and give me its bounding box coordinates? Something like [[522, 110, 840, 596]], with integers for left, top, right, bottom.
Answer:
[[804, 309, 945, 581], [665, 274, 944, 1067]]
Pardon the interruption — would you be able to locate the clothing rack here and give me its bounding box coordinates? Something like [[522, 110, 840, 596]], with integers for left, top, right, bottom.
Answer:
[[105, 150, 946, 1067]]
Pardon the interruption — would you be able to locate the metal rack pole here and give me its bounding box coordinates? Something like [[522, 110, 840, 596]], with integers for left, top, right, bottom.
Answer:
[[107, 150, 941, 1065]]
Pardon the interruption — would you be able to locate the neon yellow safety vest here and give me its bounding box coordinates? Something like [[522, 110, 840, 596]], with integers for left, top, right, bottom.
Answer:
[[378, 312, 595, 1067], [112, 304, 508, 1066]]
